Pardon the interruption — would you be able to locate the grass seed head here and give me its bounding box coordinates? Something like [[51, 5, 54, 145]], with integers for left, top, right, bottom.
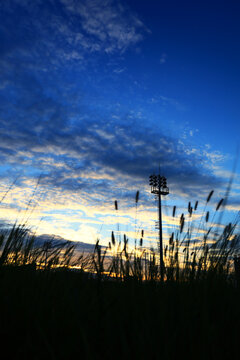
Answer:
[[205, 211, 209, 223], [111, 231, 115, 246], [180, 215, 185, 233], [180, 213, 184, 224], [172, 205, 176, 217], [135, 191, 140, 204], [194, 200, 198, 211], [207, 190, 214, 203], [164, 245, 168, 257], [216, 198, 224, 211]]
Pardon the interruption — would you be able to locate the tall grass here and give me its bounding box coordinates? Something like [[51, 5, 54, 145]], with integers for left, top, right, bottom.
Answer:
[[0, 190, 239, 285], [0, 223, 92, 271], [0, 190, 240, 359]]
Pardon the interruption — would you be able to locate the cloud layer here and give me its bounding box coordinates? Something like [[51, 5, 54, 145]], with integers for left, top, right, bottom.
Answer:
[[0, 0, 234, 246], [0, 0, 224, 201]]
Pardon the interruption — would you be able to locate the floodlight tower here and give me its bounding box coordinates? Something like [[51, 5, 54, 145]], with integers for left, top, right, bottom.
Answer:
[[149, 173, 169, 281]]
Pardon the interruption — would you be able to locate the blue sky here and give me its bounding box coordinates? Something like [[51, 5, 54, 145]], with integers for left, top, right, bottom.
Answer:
[[0, 0, 239, 248]]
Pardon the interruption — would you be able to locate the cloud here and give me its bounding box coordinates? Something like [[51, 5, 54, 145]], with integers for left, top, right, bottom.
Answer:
[[113, 67, 126, 74], [0, 0, 148, 73], [0, 3, 224, 214], [0, 91, 223, 202], [150, 95, 186, 112], [34, 234, 97, 253], [159, 53, 167, 64], [61, 0, 147, 53], [0, 0, 235, 247], [225, 198, 240, 212]]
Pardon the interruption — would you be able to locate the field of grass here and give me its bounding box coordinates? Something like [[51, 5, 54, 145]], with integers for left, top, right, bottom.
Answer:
[[0, 190, 240, 359]]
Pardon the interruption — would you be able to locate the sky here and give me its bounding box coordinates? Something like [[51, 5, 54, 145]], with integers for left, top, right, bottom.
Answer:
[[0, 0, 239, 250]]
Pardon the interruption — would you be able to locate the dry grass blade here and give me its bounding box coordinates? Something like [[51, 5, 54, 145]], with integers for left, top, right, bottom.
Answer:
[[0, 176, 19, 204]]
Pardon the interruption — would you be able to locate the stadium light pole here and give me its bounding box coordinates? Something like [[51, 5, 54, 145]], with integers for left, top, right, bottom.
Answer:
[[149, 174, 169, 281]]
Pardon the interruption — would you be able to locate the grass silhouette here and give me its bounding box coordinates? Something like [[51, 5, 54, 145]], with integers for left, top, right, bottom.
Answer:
[[0, 190, 239, 359]]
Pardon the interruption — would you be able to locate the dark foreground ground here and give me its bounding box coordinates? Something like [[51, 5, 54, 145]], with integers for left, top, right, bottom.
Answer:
[[0, 267, 239, 360]]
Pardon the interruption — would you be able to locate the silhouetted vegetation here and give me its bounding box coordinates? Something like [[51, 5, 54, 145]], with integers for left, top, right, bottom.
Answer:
[[0, 190, 239, 359]]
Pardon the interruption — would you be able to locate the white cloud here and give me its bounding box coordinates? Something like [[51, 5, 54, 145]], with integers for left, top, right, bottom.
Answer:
[[113, 67, 126, 74], [59, 0, 148, 54]]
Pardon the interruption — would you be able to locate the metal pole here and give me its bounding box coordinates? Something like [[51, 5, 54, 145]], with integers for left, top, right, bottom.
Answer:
[[158, 175, 164, 281], [149, 173, 168, 282]]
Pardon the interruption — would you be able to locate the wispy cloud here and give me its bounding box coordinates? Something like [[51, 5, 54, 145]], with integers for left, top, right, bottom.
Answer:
[[0, 96, 223, 200], [0, 0, 236, 247], [159, 53, 167, 64], [0, 0, 148, 71], [60, 0, 148, 53], [150, 95, 186, 111]]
